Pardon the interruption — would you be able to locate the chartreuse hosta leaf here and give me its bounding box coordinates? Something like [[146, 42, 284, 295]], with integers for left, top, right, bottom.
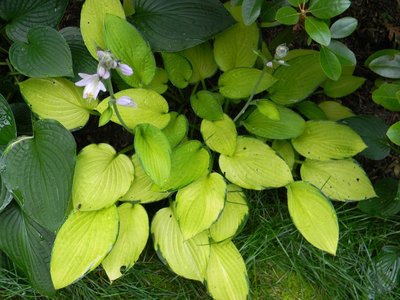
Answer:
[[151, 207, 210, 281], [72, 144, 134, 211], [387, 121, 400, 146], [219, 68, 277, 99], [102, 203, 149, 281], [209, 184, 249, 242], [219, 136, 293, 190], [243, 104, 305, 139], [205, 241, 249, 300], [161, 52, 192, 89], [144, 67, 168, 94], [301, 159, 376, 201], [201, 114, 237, 156], [96, 89, 170, 130], [105, 15, 156, 87], [160, 140, 210, 191], [191, 90, 224, 121], [51, 205, 119, 289], [162, 112, 188, 148], [0, 119, 75, 232], [80, 0, 125, 58], [19, 78, 97, 130], [323, 75, 366, 98], [287, 181, 338, 255], [256, 100, 280, 120], [175, 173, 226, 240], [318, 101, 355, 121], [272, 140, 296, 171], [135, 124, 171, 187], [0, 93, 16, 147], [292, 120, 366, 160]]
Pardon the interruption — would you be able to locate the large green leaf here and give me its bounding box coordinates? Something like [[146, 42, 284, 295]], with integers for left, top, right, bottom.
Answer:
[[371, 83, 400, 112], [0, 120, 75, 232], [102, 203, 149, 281], [219, 136, 293, 190], [0, 204, 55, 296], [19, 78, 98, 130], [287, 181, 338, 255], [162, 112, 188, 148], [291, 120, 366, 160], [161, 53, 192, 89], [0, 0, 68, 42], [309, 0, 351, 19], [135, 124, 171, 186], [205, 241, 249, 300], [175, 173, 226, 240], [129, 0, 235, 52], [295, 100, 328, 120], [304, 16, 331, 46], [9, 26, 73, 78], [151, 207, 210, 281], [0, 93, 16, 147], [105, 15, 156, 87], [330, 17, 358, 39], [367, 53, 400, 79], [50, 206, 119, 289], [301, 159, 376, 201], [72, 144, 133, 211], [319, 46, 342, 80], [323, 75, 366, 98]]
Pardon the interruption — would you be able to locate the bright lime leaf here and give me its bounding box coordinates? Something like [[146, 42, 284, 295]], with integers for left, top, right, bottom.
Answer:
[[162, 112, 188, 148], [50, 206, 119, 289], [292, 120, 366, 160], [120, 155, 170, 204], [19, 78, 97, 130], [318, 101, 354, 121], [209, 184, 249, 242], [309, 0, 351, 19], [243, 104, 305, 139], [0, 204, 55, 296], [275, 6, 300, 25], [219, 68, 277, 99], [135, 124, 171, 187], [387, 121, 400, 146], [219, 136, 293, 190], [272, 140, 296, 170], [206, 241, 249, 300], [9, 26, 73, 78], [102, 203, 149, 281], [201, 114, 237, 156], [323, 75, 366, 98], [96, 89, 170, 130], [144, 67, 168, 94], [327, 40, 356, 66], [191, 90, 224, 121], [295, 100, 328, 120], [80, 0, 125, 58], [0, 120, 75, 232], [242, 0, 263, 25], [151, 207, 210, 281], [72, 144, 134, 211], [368, 53, 400, 79], [304, 16, 331, 46], [269, 53, 326, 105], [330, 17, 358, 38], [161, 52, 192, 89], [372, 83, 400, 111], [256, 100, 280, 120], [105, 15, 156, 87], [301, 159, 376, 201], [0, 0, 68, 42], [287, 181, 338, 255], [319, 46, 342, 80], [0, 93, 16, 146], [129, 0, 235, 52]]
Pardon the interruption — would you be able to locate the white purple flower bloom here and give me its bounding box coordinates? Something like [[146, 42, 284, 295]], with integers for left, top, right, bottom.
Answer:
[[116, 96, 136, 107], [75, 73, 106, 99], [118, 63, 133, 76]]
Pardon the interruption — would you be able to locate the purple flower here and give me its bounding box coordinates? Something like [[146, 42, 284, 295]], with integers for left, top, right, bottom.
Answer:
[[118, 63, 133, 76], [116, 96, 136, 107], [75, 73, 106, 99]]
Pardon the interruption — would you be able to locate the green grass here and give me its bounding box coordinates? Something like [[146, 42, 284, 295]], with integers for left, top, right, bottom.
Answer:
[[1, 189, 399, 299]]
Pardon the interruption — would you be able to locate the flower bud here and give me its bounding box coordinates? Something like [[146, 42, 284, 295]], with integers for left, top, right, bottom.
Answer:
[[116, 96, 136, 107], [274, 44, 289, 60]]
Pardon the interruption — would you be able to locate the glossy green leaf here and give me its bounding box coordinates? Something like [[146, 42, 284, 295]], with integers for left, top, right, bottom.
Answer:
[[243, 104, 305, 139], [162, 112, 188, 148], [365, 49, 400, 66], [129, 0, 235, 52], [102, 203, 149, 281], [287, 181, 338, 255], [272, 140, 296, 170], [309, 0, 351, 19], [320, 46, 342, 80], [219, 136, 293, 190], [242, 0, 263, 25], [50, 206, 119, 289], [209, 184, 249, 242], [318, 101, 354, 121], [0, 204, 55, 296], [323, 75, 366, 98], [105, 15, 156, 87], [256, 100, 281, 120], [80, 0, 125, 58], [275, 6, 300, 25], [0, 120, 75, 232], [201, 114, 237, 156], [327, 40, 356, 66], [72, 144, 134, 211], [96, 89, 170, 130], [387, 121, 400, 146], [371, 83, 400, 111], [9, 26, 73, 78], [330, 17, 358, 38], [161, 53, 192, 89], [151, 207, 210, 281], [295, 100, 328, 120], [135, 124, 171, 187], [367, 53, 400, 79], [191, 90, 224, 121], [0, 0, 68, 42], [304, 16, 331, 46], [292, 120, 366, 160], [0, 93, 16, 147], [19, 78, 97, 130], [219, 68, 277, 99], [205, 241, 249, 300], [301, 159, 376, 201]]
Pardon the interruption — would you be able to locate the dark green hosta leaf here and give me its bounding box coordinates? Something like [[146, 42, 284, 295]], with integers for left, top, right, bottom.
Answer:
[[9, 26, 73, 78], [0, 203, 55, 296], [0, 119, 76, 232], [319, 46, 342, 80], [0, 93, 16, 147], [0, 0, 68, 42], [309, 0, 351, 19], [330, 17, 358, 39], [129, 0, 235, 52], [305, 16, 331, 46], [0, 176, 12, 212], [242, 0, 263, 25]]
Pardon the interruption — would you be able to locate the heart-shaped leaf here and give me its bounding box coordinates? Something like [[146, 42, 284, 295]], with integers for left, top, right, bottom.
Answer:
[[9, 26, 73, 78], [191, 90, 224, 121], [0, 93, 16, 147], [0, 119, 76, 232], [162, 112, 188, 149], [161, 52, 193, 89]]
